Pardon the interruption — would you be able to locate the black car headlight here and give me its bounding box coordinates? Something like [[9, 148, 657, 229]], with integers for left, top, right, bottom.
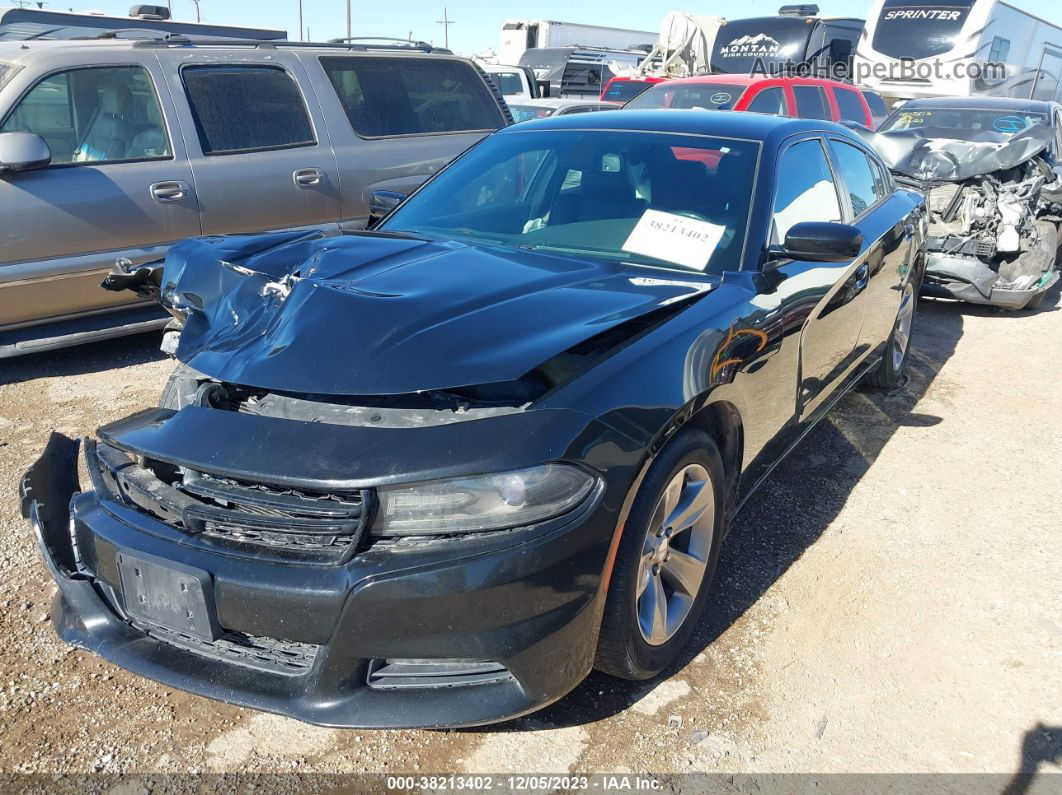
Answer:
[[372, 464, 596, 536]]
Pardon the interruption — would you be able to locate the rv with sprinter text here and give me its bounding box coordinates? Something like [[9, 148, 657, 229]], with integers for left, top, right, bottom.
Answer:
[[855, 0, 1062, 104]]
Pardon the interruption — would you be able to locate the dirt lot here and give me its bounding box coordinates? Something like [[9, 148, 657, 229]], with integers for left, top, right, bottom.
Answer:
[[0, 288, 1060, 785]]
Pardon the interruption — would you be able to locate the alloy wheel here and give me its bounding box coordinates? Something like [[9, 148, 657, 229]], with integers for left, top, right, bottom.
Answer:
[[636, 463, 716, 646], [892, 280, 916, 371]]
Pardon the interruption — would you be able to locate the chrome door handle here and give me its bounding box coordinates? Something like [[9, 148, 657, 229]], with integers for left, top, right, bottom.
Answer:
[[150, 181, 190, 202], [293, 168, 324, 187]]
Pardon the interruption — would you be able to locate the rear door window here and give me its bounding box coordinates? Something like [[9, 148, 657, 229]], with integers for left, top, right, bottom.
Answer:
[[320, 56, 505, 138], [182, 65, 315, 155], [793, 85, 831, 121], [746, 87, 787, 116], [828, 140, 885, 216], [772, 139, 842, 241], [834, 88, 867, 124]]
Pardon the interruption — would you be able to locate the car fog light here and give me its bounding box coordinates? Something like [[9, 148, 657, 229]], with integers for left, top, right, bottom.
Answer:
[[373, 463, 595, 536]]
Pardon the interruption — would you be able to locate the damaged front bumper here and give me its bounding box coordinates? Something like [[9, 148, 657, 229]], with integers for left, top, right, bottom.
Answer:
[[20, 407, 640, 728], [923, 253, 1060, 309]]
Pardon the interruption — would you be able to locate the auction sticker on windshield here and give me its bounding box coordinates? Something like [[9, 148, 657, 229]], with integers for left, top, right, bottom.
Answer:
[[622, 209, 727, 270]]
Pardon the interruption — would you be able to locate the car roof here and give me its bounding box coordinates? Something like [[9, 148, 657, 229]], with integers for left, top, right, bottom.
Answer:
[[499, 108, 855, 142], [659, 74, 857, 89], [898, 96, 1058, 115]]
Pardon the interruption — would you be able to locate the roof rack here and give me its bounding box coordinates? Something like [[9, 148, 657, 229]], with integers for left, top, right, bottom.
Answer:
[[130, 33, 450, 53]]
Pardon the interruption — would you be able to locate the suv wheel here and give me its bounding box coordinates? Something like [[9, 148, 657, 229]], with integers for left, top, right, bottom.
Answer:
[[595, 429, 725, 680]]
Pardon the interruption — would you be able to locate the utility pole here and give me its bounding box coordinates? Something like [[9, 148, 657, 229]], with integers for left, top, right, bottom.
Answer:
[[191, 0, 202, 23], [436, 6, 453, 50], [298, 0, 303, 41], [346, 0, 351, 42]]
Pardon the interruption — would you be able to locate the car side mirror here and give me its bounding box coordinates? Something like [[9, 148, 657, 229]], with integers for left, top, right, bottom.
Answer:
[[367, 190, 406, 229], [778, 222, 863, 263], [0, 131, 52, 174]]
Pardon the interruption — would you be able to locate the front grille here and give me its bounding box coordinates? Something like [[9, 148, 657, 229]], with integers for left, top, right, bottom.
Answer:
[[133, 620, 319, 676], [91, 440, 370, 563], [366, 659, 513, 690]]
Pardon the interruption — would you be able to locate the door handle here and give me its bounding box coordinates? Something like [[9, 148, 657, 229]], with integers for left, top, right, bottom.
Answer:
[[293, 168, 324, 187], [150, 181, 190, 202]]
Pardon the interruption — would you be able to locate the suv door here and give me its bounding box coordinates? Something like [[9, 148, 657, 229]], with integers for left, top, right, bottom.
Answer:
[[307, 53, 507, 227], [0, 59, 199, 331], [769, 137, 869, 419], [156, 50, 341, 236]]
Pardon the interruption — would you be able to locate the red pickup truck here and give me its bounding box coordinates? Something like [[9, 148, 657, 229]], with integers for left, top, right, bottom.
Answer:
[[623, 75, 886, 128]]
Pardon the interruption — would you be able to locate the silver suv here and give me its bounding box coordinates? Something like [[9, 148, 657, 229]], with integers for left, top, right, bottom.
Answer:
[[0, 37, 511, 356]]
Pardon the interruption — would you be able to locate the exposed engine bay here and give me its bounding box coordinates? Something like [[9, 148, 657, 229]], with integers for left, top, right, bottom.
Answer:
[[865, 124, 1062, 309]]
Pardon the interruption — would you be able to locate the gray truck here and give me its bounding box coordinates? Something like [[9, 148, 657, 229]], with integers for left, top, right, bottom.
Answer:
[[0, 36, 511, 357]]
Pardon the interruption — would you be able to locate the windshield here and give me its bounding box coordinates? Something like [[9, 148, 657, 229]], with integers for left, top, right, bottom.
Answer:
[[383, 129, 759, 274], [603, 80, 656, 102], [491, 71, 524, 96], [871, 0, 974, 59], [881, 107, 1048, 139], [626, 83, 747, 111], [509, 104, 556, 122]]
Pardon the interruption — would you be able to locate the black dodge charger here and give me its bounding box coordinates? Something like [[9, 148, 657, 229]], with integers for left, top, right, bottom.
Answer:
[[21, 111, 926, 728]]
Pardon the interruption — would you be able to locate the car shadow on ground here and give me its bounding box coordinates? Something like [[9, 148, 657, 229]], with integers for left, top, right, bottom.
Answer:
[[0, 330, 166, 387], [477, 298, 968, 731]]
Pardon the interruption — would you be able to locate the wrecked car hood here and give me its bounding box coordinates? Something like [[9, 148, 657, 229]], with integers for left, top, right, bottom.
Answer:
[[860, 124, 1054, 182], [160, 230, 713, 396]]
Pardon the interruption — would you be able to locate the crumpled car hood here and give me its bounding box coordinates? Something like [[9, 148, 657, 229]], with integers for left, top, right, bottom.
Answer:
[[859, 123, 1053, 182], [161, 230, 712, 396]]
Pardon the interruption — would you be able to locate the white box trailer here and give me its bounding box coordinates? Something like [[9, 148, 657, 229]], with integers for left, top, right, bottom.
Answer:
[[499, 19, 656, 66], [855, 0, 1062, 104]]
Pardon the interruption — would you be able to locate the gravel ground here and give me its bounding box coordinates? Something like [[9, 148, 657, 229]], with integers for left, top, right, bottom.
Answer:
[[0, 288, 1060, 787]]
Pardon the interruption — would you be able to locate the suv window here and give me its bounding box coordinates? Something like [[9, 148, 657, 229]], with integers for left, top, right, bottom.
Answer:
[[834, 88, 867, 124], [792, 85, 830, 121], [491, 71, 524, 96], [320, 56, 504, 138], [182, 65, 315, 155], [1, 65, 170, 165], [828, 140, 885, 216], [746, 87, 787, 116], [773, 139, 841, 241], [861, 90, 888, 128]]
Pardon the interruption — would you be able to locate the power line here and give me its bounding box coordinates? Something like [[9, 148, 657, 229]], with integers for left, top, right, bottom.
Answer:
[[436, 5, 454, 49]]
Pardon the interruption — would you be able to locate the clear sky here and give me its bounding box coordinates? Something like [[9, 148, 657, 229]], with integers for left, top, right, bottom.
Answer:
[[47, 0, 1062, 55]]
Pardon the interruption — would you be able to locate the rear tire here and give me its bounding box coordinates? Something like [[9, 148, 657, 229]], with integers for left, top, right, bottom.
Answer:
[[595, 429, 726, 680], [866, 276, 918, 390]]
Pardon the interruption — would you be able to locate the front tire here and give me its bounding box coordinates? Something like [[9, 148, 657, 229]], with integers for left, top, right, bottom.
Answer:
[[595, 429, 726, 680]]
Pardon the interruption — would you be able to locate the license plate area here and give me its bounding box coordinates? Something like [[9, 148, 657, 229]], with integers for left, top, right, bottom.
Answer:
[[117, 551, 220, 641]]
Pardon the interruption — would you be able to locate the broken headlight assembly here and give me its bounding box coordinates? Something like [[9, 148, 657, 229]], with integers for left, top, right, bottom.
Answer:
[[373, 464, 597, 536]]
